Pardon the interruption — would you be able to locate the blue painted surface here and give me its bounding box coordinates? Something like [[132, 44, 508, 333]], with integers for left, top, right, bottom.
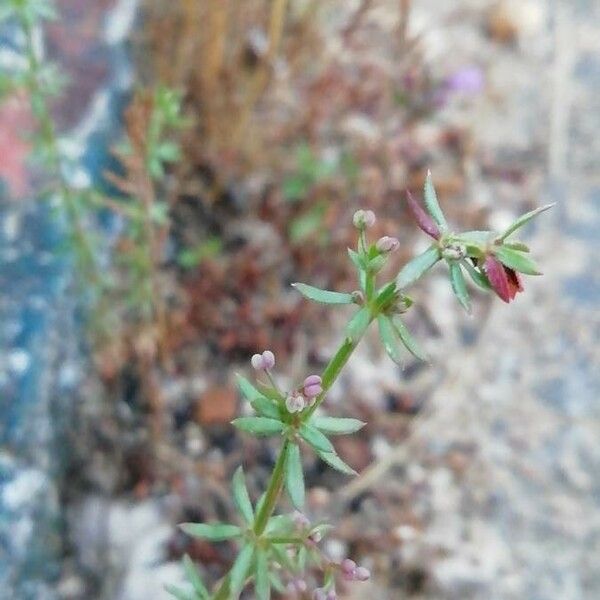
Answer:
[[0, 4, 136, 595]]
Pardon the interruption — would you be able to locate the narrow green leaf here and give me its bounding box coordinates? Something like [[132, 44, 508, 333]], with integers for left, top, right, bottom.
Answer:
[[392, 316, 428, 361], [232, 467, 254, 525], [292, 283, 354, 305], [345, 307, 371, 342], [347, 248, 364, 271], [269, 572, 287, 594], [236, 374, 263, 402], [494, 246, 541, 275], [298, 546, 308, 571], [453, 230, 492, 245], [179, 522, 242, 541], [374, 281, 397, 311], [315, 449, 357, 475], [265, 514, 295, 536], [311, 416, 365, 435], [299, 423, 335, 453], [504, 241, 530, 252], [424, 170, 448, 230], [256, 381, 284, 402], [285, 443, 305, 509], [165, 584, 194, 600], [255, 548, 270, 600], [498, 203, 554, 241], [230, 544, 254, 597], [183, 555, 209, 599], [396, 245, 441, 289], [251, 396, 281, 419], [377, 315, 403, 366], [232, 417, 285, 436], [461, 259, 491, 290], [448, 261, 471, 313]]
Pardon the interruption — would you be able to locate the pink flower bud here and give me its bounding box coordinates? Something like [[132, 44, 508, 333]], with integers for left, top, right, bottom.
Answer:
[[261, 350, 275, 370], [304, 384, 322, 398], [376, 236, 400, 253], [286, 392, 305, 413], [354, 566, 371, 581], [341, 559, 357, 576], [326, 591, 337, 600], [251, 350, 275, 370], [308, 529, 323, 543], [352, 209, 376, 229], [251, 354, 264, 370], [304, 374, 322, 387]]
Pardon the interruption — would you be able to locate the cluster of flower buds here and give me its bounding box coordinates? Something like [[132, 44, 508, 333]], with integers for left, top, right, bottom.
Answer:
[[251, 349, 275, 371], [285, 374, 323, 414], [340, 558, 371, 582], [352, 209, 376, 230]]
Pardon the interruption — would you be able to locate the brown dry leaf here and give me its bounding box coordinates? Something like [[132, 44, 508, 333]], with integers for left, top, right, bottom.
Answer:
[[195, 386, 238, 425]]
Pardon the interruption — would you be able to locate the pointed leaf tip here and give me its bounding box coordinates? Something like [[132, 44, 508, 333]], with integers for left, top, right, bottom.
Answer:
[[423, 171, 448, 230]]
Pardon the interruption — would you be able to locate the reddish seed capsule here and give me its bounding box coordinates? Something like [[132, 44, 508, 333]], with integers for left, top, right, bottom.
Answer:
[[484, 256, 524, 303]]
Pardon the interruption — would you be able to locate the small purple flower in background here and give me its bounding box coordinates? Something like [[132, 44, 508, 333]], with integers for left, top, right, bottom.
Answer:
[[286, 392, 305, 413], [251, 349, 275, 370], [406, 190, 441, 239], [303, 374, 323, 400], [483, 255, 524, 303], [376, 236, 400, 253], [444, 65, 485, 95], [352, 209, 376, 229]]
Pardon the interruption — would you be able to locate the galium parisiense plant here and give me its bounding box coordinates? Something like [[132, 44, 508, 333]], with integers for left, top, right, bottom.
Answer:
[[1, 0, 101, 290], [168, 172, 552, 600]]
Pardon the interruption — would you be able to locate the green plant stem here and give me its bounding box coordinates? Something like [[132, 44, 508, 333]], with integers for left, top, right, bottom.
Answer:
[[212, 328, 369, 599], [253, 440, 290, 535], [19, 12, 98, 284]]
